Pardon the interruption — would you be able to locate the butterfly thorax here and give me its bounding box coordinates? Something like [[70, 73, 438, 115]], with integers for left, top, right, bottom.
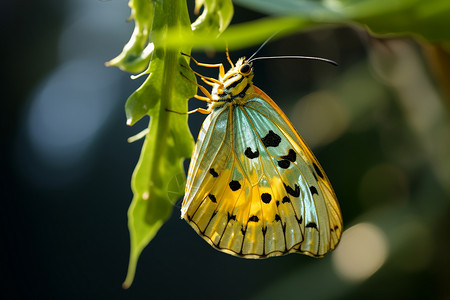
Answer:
[[209, 58, 255, 110]]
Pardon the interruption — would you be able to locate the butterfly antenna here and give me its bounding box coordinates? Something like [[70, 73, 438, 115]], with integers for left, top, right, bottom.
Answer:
[[248, 55, 338, 66], [247, 32, 279, 62], [246, 33, 338, 66]]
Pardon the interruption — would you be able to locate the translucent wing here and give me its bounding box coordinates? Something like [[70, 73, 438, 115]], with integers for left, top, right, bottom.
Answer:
[[182, 86, 342, 258]]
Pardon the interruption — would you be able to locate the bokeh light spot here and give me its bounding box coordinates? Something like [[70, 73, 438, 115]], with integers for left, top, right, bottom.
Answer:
[[332, 223, 389, 282], [26, 59, 119, 168], [17, 58, 123, 188], [291, 91, 348, 148]]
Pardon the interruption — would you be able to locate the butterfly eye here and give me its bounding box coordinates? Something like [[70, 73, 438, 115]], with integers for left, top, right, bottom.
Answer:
[[239, 63, 251, 75]]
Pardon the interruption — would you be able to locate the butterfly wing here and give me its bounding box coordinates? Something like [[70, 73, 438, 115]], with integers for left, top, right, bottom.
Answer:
[[182, 86, 342, 258]]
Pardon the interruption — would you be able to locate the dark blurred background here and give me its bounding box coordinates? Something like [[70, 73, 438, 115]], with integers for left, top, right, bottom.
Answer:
[[2, 1, 450, 299]]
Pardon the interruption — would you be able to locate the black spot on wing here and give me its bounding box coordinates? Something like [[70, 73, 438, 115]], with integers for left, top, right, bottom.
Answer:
[[282, 196, 290, 203], [229, 180, 241, 191], [313, 162, 324, 179], [209, 168, 219, 177], [274, 214, 281, 222], [306, 222, 318, 229], [309, 186, 318, 195], [277, 160, 290, 169], [208, 194, 217, 203], [248, 215, 259, 222], [261, 130, 281, 148], [227, 212, 236, 221], [261, 193, 272, 204], [283, 183, 300, 197], [281, 221, 287, 233], [281, 149, 296, 162], [244, 147, 259, 159]]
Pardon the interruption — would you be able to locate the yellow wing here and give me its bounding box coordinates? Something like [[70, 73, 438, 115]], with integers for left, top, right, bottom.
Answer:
[[182, 86, 342, 258]]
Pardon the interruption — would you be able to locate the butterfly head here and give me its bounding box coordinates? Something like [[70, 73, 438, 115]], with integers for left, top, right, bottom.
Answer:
[[212, 58, 254, 105], [235, 58, 253, 77]]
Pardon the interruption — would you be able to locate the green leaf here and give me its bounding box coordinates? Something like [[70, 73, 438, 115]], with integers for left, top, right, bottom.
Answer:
[[191, 0, 234, 36], [121, 0, 196, 289], [106, 0, 154, 73]]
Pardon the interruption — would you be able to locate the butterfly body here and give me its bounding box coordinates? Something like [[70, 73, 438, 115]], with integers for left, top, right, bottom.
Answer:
[[208, 57, 255, 109], [181, 54, 342, 258]]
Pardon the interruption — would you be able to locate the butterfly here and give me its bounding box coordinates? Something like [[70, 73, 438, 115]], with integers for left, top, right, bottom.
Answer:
[[180, 44, 343, 258]]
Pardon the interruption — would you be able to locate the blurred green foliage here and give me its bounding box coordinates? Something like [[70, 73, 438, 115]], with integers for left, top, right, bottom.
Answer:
[[164, 0, 450, 50], [108, 0, 450, 289]]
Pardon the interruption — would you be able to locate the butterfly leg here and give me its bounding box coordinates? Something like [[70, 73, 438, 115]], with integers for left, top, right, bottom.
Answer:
[[225, 44, 234, 68], [169, 72, 215, 115], [166, 107, 212, 115], [179, 71, 214, 103], [189, 107, 213, 114], [181, 52, 226, 79], [180, 64, 221, 87]]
